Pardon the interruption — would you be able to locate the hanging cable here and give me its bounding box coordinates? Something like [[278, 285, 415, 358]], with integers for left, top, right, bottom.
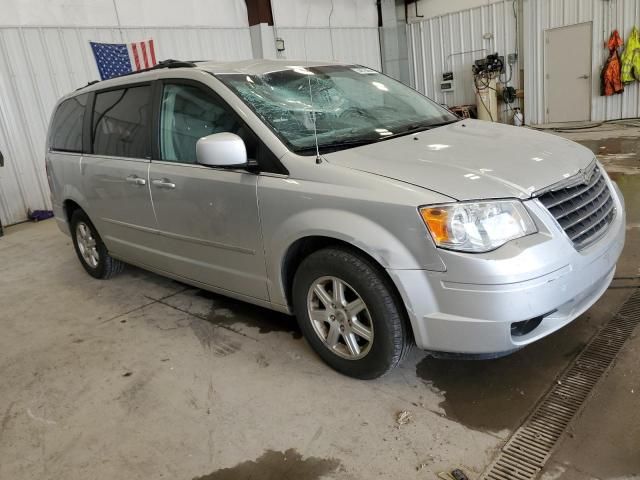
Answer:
[[328, 0, 336, 61], [474, 74, 494, 122], [513, 0, 518, 54], [499, 60, 513, 84]]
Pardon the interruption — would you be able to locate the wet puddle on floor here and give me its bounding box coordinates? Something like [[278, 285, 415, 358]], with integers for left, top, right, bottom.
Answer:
[[608, 172, 640, 226], [578, 136, 640, 158], [192, 449, 341, 480], [416, 354, 533, 432], [415, 327, 588, 433], [576, 137, 640, 174], [196, 290, 302, 339]]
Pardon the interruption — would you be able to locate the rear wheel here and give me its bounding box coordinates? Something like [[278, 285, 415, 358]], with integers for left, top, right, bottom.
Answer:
[[70, 210, 124, 279], [292, 247, 411, 379]]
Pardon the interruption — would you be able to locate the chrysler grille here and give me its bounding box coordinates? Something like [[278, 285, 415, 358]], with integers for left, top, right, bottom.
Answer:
[[538, 164, 615, 250]]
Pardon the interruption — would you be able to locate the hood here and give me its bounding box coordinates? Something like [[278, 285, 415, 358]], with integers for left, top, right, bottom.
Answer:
[[324, 120, 595, 201]]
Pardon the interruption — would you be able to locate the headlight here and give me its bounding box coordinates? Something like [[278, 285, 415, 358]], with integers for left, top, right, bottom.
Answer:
[[419, 200, 537, 252]]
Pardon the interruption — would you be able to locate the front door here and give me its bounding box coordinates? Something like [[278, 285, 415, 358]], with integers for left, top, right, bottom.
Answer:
[[545, 22, 592, 123], [82, 84, 165, 267], [148, 80, 268, 300]]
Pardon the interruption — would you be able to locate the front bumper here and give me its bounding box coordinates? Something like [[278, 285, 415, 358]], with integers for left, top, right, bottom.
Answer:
[[389, 182, 626, 354]]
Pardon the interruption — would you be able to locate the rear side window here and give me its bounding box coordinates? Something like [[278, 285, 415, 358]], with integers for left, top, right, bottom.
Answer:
[[49, 94, 88, 153], [92, 85, 152, 158]]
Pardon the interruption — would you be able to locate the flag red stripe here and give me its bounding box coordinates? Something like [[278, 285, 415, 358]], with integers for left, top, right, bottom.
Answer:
[[149, 39, 157, 66], [132, 42, 141, 70], [141, 41, 150, 69]]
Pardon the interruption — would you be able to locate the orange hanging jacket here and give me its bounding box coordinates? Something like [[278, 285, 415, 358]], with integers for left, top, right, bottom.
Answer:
[[601, 30, 624, 96]]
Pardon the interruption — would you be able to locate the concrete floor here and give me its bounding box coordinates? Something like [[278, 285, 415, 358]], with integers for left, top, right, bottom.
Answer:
[[540, 328, 640, 480], [0, 130, 638, 480]]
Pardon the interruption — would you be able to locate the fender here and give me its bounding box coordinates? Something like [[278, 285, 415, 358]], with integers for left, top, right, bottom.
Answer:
[[266, 208, 445, 306], [57, 185, 91, 235]]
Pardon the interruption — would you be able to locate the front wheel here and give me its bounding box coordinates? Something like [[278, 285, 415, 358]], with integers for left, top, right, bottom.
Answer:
[[292, 247, 411, 379]]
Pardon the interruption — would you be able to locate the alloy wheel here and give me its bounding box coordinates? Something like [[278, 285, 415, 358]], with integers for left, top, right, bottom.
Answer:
[[76, 222, 99, 268], [306, 276, 374, 360]]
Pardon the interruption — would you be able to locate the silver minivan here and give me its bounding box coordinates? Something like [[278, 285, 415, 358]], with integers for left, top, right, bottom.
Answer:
[[47, 59, 626, 378]]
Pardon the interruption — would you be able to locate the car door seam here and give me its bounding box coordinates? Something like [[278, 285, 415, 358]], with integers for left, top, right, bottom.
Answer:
[[255, 176, 272, 302], [147, 162, 160, 226]]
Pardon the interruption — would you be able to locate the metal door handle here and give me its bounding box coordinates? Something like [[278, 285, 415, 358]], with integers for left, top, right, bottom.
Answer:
[[578, 74, 589, 79], [125, 175, 146, 186], [151, 178, 176, 189]]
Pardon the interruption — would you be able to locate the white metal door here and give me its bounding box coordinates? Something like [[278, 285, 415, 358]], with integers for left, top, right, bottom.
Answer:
[[544, 22, 592, 123]]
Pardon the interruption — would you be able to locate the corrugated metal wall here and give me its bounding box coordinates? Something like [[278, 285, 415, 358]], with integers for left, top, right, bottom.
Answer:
[[0, 25, 251, 226], [406, 0, 522, 123], [273, 26, 382, 69], [270, 0, 381, 69], [525, 0, 640, 124]]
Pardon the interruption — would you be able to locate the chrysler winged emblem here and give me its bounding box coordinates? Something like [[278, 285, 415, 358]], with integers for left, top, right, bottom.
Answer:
[[581, 163, 595, 185]]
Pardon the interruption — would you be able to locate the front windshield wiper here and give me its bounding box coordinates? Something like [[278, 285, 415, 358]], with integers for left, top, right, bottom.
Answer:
[[293, 119, 460, 155], [294, 137, 381, 155], [394, 119, 459, 136]]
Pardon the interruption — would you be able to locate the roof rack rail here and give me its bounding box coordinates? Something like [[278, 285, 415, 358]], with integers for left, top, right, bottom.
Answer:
[[76, 59, 197, 90], [76, 80, 100, 91], [147, 59, 198, 71], [116, 58, 198, 78]]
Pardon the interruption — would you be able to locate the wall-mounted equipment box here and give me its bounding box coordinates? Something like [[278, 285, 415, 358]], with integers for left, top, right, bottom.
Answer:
[[441, 72, 454, 91], [440, 81, 454, 92]]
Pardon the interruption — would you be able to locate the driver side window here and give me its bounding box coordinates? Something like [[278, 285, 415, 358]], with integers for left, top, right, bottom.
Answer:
[[159, 83, 256, 163]]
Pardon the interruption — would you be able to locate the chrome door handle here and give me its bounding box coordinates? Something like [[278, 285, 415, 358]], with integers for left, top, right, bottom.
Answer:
[[125, 175, 146, 186], [578, 74, 589, 79], [151, 178, 176, 189]]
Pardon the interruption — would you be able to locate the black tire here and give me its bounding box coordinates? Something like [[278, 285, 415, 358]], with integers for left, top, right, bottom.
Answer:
[[292, 247, 412, 379], [70, 209, 124, 279]]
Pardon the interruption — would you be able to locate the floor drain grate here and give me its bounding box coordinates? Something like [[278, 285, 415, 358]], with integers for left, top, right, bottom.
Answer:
[[482, 289, 640, 480]]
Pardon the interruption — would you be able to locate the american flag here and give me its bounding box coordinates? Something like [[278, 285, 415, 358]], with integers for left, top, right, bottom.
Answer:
[[90, 40, 157, 80]]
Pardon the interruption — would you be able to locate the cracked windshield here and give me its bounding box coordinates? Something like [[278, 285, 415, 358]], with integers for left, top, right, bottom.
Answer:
[[218, 65, 457, 155]]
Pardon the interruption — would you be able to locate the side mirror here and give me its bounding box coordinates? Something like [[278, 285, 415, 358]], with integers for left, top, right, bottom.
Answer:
[[196, 132, 248, 168]]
